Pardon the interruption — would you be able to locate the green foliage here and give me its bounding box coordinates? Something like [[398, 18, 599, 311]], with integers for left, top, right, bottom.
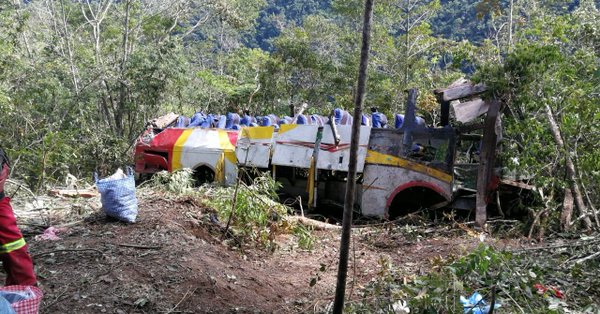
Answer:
[[293, 224, 315, 250], [204, 173, 291, 249], [0, 0, 268, 189], [252, 0, 331, 50], [149, 169, 195, 194], [472, 4, 599, 223], [431, 0, 492, 43], [309, 262, 329, 288], [349, 243, 600, 313]]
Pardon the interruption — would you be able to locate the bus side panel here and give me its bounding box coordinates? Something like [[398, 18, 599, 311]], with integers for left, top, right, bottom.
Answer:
[[361, 164, 452, 217], [235, 126, 275, 168], [272, 125, 319, 169], [176, 129, 239, 185], [317, 125, 371, 172], [361, 128, 455, 217]]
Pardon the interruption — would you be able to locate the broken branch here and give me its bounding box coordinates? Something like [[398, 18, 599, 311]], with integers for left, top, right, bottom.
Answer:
[[33, 248, 104, 258], [117, 243, 162, 250]]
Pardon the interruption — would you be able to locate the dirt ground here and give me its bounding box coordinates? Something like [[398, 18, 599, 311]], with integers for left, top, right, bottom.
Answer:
[[5, 192, 528, 313]]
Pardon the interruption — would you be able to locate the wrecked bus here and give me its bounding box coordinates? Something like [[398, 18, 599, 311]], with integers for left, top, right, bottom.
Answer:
[[134, 83, 514, 219]]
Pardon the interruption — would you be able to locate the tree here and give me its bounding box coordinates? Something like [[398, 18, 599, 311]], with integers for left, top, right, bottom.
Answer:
[[476, 2, 600, 231], [0, 0, 267, 188]]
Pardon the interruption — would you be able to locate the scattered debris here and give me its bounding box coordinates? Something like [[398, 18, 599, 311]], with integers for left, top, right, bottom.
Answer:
[[48, 189, 98, 199], [3, 176, 597, 313], [34, 227, 66, 241], [287, 216, 341, 231], [460, 292, 501, 314]]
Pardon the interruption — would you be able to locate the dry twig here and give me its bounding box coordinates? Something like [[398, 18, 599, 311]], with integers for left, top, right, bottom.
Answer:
[[33, 248, 104, 258], [574, 251, 600, 264], [166, 286, 199, 314], [512, 238, 600, 253], [117, 243, 162, 250]]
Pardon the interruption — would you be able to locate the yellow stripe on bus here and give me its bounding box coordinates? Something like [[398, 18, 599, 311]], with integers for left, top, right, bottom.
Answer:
[[217, 130, 236, 151], [242, 126, 274, 140], [365, 150, 453, 183], [172, 129, 194, 170], [224, 151, 237, 165], [278, 124, 297, 134]]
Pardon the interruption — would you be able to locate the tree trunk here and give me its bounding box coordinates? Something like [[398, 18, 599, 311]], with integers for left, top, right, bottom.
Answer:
[[475, 101, 500, 228], [508, 0, 514, 52], [333, 0, 374, 312], [116, 0, 131, 137], [544, 104, 592, 230], [58, 0, 80, 95], [560, 187, 573, 231], [403, 0, 411, 86]]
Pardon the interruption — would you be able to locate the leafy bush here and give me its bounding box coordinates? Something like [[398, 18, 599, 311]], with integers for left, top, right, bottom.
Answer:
[[148, 169, 195, 194], [203, 173, 292, 250], [349, 243, 598, 313], [293, 224, 315, 250]]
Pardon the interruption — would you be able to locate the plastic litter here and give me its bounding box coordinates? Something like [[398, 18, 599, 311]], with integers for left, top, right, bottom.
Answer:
[[95, 167, 138, 223], [371, 112, 388, 128], [460, 292, 501, 314], [0, 296, 16, 314], [391, 299, 410, 314], [534, 283, 564, 299], [34, 226, 66, 241], [0, 285, 43, 314], [104, 168, 127, 181]]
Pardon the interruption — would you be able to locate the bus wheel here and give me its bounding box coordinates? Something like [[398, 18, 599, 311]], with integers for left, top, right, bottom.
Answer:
[[388, 186, 447, 219], [193, 166, 215, 186]]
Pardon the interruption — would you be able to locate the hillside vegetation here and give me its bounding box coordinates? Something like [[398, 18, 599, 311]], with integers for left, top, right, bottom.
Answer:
[[0, 0, 598, 234]]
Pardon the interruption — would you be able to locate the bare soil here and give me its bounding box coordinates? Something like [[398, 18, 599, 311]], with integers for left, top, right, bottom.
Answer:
[[6, 193, 528, 313]]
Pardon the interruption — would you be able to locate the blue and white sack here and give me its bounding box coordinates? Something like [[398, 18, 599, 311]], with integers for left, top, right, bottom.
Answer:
[[95, 167, 138, 223]]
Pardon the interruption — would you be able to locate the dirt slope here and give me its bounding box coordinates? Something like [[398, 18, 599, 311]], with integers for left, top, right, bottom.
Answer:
[[5, 193, 517, 313]]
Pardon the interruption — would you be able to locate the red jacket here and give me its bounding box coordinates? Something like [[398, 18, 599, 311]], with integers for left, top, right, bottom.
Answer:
[[0, 197, 37, 286]]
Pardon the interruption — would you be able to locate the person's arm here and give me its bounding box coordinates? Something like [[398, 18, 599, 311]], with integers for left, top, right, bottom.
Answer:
[[0, 164, 8, 201]]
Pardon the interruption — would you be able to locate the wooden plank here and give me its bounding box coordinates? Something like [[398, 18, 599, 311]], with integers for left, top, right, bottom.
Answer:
[[499, 179, 536, 191], [475, 101, 499, 228], [436, 78, 467, 126], [452, 98, 489, 123], [456, 122, 485, 133], [48, 189, 98, 198], [437, 83, 487, 102], [440, 99, 450, 126], [287, 216, 341, 230], [402, 89, 418, 155], [149, 112, 178, 129], [434, 78, 469, 94]]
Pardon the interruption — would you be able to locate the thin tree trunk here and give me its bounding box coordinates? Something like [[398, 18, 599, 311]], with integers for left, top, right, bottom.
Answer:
[[58, 0, 80, 95], [333, 1, 374, 313], [80, 0, 114, 129], [508, 0, 514, 52], [12, 0, 33, 59], [404, 0, 410, 86], [561, 187, 573, 231], [544, 104, 592, 230], [116, 0, 131, 137]]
